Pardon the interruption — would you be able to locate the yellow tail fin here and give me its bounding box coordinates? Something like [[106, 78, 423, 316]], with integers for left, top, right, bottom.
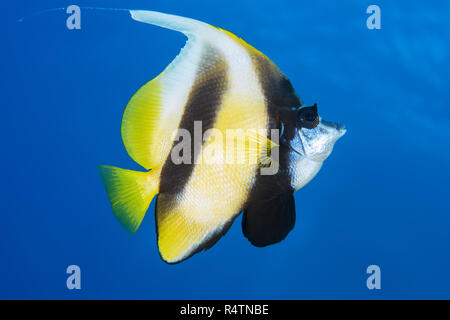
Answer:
[[98, 165, 159, 233]]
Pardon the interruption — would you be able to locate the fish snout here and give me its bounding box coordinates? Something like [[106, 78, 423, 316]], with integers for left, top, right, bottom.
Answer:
[[321, 119, 346, 138]]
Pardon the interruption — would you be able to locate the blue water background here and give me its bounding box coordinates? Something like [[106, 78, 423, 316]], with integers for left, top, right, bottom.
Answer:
[[1, 0, 449, 299]]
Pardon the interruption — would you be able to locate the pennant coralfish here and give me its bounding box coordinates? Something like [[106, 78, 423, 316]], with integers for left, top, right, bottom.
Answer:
[[99, 10, 346, 264]]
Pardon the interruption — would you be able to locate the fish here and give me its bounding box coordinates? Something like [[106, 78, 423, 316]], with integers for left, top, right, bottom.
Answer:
[[98, 10, 346, 264]]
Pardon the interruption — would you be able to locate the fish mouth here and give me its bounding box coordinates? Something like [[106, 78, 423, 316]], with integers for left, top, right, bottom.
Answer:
[[321, 119, 346, 137]]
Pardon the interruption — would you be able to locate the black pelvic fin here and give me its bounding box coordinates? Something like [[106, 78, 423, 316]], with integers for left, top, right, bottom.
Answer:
[[242, 192, 296, 247]]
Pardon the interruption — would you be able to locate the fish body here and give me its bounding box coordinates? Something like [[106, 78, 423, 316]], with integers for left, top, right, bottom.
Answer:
[[99, 10, 345, 263]]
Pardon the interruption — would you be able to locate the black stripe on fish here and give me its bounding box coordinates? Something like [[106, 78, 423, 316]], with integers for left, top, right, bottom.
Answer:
[[246, 52, 300, 195], [241, 52, 300, 246], [241, 142, 296, 247], [249, 52, 302, 141], [158, 46, 229, 195], [242, 191, 295, 247]]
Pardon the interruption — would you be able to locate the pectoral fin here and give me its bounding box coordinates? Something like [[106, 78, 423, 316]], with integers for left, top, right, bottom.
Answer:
[[242, 192, 296, 247]]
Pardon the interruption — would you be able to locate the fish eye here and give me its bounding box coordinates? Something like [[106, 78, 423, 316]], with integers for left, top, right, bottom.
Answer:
[[297, 104, 319, 129], [304, 112, 316, 122]]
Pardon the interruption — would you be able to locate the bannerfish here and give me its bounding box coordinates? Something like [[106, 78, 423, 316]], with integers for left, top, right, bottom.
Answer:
[[99, 10, 346, 264]]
